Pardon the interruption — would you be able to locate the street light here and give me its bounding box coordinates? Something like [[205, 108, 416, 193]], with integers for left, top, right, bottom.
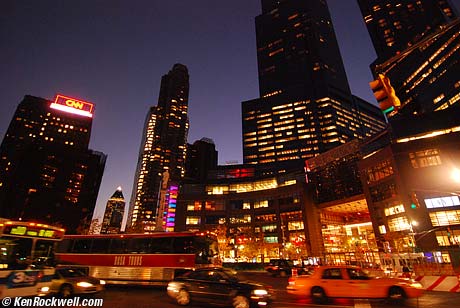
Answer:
[[451, 168, 460, 183]]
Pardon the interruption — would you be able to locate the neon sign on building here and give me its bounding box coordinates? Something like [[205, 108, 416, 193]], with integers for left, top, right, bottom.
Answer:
[[50, 94, 94, 118], [164, 185, 178, 232]]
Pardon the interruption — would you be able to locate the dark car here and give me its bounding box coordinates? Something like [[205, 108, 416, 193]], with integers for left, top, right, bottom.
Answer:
[[167, 267, 273, 308], [49, 267, 105, 297], [265, 259, 305, 277]]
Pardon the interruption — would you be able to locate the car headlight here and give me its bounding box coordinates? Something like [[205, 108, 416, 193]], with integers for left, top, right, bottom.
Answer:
[[99, 280, 106, 285], [167, 282, 180, 292], [410, 282, 423, 289], [40, 286, 50, 292], [253, 289, 268, 296], [77, 282, 94, 288]]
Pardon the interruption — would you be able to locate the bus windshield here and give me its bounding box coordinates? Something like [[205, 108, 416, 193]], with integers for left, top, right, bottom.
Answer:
[[0, 219, 65, 298], [1, 232, 60, 269]]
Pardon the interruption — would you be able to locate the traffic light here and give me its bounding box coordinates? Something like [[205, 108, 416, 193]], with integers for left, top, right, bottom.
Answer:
[[369, 74, 401, 114], [447, 227, 452, 238], [410, 192, 420, 209]]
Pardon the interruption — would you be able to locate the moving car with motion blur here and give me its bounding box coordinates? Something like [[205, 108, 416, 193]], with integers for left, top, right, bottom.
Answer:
[[167, 267, 274, 308], [286, 265, 423, 304], [49, 267, 105, 297], [264, 259, 309, 277]]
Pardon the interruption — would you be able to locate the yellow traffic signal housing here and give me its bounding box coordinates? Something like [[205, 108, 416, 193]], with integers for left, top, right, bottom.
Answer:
[[410, 192, 420, 209], [369, 74, 401, 114]]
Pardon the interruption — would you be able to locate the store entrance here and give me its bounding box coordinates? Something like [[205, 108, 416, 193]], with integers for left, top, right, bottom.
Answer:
[[319, 198, 381, 268]]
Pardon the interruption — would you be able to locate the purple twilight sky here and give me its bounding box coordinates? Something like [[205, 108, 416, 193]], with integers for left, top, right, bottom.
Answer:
[[2, 0, 459, 226]]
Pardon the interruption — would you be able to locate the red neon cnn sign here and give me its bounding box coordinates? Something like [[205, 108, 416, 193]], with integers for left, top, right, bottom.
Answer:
[[50, 94, 94, 118]]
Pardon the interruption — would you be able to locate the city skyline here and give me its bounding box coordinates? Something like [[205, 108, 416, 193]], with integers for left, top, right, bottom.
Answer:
[[2, 0, 459, 227]]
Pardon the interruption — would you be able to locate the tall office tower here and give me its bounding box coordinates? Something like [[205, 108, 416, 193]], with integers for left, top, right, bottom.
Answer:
[[357, 0, 457, 63], [127, 64, 189, 232], [184, 138, 218, 183], [0, 94, 106, 233], [101, 186, 125, 234], [257, 0, 351, 98], [242, 0, 387, 169], [357, 0, 459, 118]]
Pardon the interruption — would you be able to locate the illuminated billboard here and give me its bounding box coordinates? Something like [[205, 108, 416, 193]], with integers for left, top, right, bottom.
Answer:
[[164, 185, 178, 232], [50, 94, 94, 118]]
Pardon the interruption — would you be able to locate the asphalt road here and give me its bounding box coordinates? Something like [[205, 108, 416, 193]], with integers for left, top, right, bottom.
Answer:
[[89, 271, 460, 308]]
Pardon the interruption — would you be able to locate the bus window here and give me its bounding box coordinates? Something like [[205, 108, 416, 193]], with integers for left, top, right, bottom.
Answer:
[[128, 238, 172, 254], [72, 239, 92, 253], [127, 238, 151, 253], [56, 239, 73, 253], [109, 238, 127, 253], [150, 238, 172, 253], [33, 239, 56, 266], [192, 237, 214, 264], [0, 237, 33, 269], [173, 237, 194, 254], [91, 238, 111, 253]]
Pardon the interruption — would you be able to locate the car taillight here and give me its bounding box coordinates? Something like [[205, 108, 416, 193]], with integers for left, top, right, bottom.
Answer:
[[288, 277, 295, 285]]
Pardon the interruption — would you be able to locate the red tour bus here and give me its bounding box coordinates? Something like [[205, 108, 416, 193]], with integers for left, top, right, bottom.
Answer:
[[55, 231, 220, 285]]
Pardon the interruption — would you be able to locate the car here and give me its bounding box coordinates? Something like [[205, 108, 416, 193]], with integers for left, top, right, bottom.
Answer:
[[286, 265, 423, 304], [264, 259, 306, 277], [167, 267, 274, 308], [49, 267, 105, 298]]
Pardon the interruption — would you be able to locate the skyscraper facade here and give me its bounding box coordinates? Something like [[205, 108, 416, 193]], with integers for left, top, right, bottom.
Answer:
[[357, 0, 459, 118], [101, 187, 125, 234], [357, 0, 457, 63], [256, 0, 351, 98], [242, 0, 387, 168], [127, 64, 189, 232], [0, 94, 106, 233], [184, 138, 218, 183]]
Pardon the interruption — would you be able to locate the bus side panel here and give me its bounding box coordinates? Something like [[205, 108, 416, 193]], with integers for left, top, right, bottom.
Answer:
[[56, 253, 196, 268], [0, 268, 54, 298], [90, 266, 176, 285]]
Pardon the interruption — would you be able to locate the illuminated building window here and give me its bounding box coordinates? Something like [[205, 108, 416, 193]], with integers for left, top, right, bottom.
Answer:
[[425, 196, 460, 208], [384, 204, 405, 216], [229, 215, 251, 224], [207, 186, 229, 195], [288, 221, 304, 231], [186, 216, 201, 225], [187, 201, 202, 211], [205, 200, 225, 211], [436, 230, 459, 246], [388, 216, 410, 232], [264, 236, 278, 243], [243, 202, 251, 210], [256, 214, 276, 222], [254, 200, 268, 208], [379, 225, 387, 234], [262, 224, 277, 232], [409, 149, 442, 168], [366, 160, 394, 183], [268, 48, 284, 57], [429, 210, 460, 226]]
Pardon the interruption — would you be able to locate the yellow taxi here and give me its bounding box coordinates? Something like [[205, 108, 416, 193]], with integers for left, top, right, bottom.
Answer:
[[286, 265, 423, 304]]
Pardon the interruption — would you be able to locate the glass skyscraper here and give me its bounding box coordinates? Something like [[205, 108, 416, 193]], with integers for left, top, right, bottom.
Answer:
[[357, 0, 459, 118], [242, 0, 386, 169], [127, 64, 189, 232]]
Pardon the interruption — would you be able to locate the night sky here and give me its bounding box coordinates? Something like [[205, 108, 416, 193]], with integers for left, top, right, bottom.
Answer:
[[2, 0, 459, 227]]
